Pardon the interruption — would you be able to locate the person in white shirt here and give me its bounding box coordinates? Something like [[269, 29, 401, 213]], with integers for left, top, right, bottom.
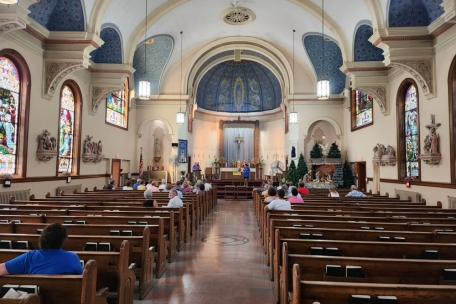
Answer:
[[122, 181, 133, 190], [157, 190, 183, 207], [328, 186, 339, 197], [203, 179, 212, 191], [264, 189, 291, 211], [158, 179, 167, 191]]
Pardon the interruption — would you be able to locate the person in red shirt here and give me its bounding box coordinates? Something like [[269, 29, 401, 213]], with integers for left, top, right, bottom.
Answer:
[[297, 182, 309, 195]]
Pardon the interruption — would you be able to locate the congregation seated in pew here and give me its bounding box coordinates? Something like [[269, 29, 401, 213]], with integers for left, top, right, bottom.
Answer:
[[0, 223, 82, 275], [122, 181, 133, 191], [158, 179, 167, 191], [142, 190, 157, 207], [345, 185, 370, 198], [264, 189, 291, 211], [153, 190, 183, 208], [105, 180, 115, 190]]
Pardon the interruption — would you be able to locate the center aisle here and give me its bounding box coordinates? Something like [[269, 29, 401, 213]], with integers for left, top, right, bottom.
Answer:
[[135, 199, 275, 304]]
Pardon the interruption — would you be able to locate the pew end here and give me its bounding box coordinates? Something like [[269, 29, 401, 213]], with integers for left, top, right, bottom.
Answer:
[[291, 264, 301, 304], [0, 294, 40, 304]]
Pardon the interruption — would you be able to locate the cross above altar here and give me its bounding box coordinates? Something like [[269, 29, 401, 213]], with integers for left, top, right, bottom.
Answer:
[[235, 134, 244, 150]]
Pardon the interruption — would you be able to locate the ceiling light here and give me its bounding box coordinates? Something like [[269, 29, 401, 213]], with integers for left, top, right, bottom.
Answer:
[[316, 0, 330, 100], [138, 0, 150, 99]]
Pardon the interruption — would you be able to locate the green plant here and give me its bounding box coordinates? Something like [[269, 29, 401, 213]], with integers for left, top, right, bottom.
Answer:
[[287, 160, 299, 186], [342, 159, 355, 188], [258, 158, 265, 166], [327, 141, 341, 158], [310, 142, 323, 158], [296, 153, 308, 180], [180, 170, 186, 175]]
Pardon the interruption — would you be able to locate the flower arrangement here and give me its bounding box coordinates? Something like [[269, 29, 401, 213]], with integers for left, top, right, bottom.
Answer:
[[213, 158, 218, 165], [258, 158, 265, 166], [180, 170, 186, 175]]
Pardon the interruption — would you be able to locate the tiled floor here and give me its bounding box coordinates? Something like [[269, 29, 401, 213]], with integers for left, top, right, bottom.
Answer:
[[135, 200, 275, 304]]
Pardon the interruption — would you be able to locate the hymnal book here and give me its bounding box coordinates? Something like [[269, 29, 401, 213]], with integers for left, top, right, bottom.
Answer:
[[299, 233, 311, 239], [443, 269, 456, 280], [0, 240, 12, 249], [152, 216, 160, 218], [310, 247, 324, 255], [447, 217, 455, 219], [109, 230, 120, 236], [305, 225, 314, 228], [434, 229, 445, 232], [84, 242, 97, 251], [80, 260, 85, 268], [378, 236, 391, 242], [121, 230, 133, 236], [17, 285, 39, 295], [36, 229, 43, 234], [29, 214, 38, 216], [138, 222, 148, 225], [13, 241, 28, 250], [128, 221, 137, 225], [360, 227, 370, 230], [424, 250, 439, 259], [64, 221, 73, 224], [76, 221, 86, 224], [97, 243, 111, 252], [325, 264, 342, 276], [0, 285, 19, 297], [377, 295, 398, 304], [393, 237, 405, 242], [0, 220, 8, 223], [326, 247, 339, 256], [292, 225, 302, 227], [346, 265, 364, 278], [2, 288, 23, 299], [350, 294, 371, 304], [311, 234, 323, 239]]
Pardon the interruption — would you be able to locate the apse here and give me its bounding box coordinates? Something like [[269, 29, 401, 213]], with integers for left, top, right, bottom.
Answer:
[[353, 24, 384, 62], [388, 0, 444, 27], [90, 26, 122, 64], [28, 0, 85, 31], [196, 60, 282, 113]]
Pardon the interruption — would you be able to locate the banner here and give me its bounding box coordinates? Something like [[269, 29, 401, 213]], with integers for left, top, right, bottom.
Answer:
[[178, 139, 188, 163], [232, 168, 241, 176]]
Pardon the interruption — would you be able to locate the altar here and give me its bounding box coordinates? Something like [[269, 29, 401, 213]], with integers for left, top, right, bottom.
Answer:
[[219, 168, 257, 180]]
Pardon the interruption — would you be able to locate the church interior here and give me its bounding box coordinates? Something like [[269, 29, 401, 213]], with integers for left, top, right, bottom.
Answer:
[[1, 0, 456, 303]]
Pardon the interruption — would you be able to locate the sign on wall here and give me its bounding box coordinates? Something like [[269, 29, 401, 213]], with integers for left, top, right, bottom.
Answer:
[[178, 139, 188, 163]]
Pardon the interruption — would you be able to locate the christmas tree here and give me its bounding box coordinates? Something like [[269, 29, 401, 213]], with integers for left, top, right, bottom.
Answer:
[[297, 153, 308, 180], [287, 160, 299, 186], [310, 142, 323, 159], [327, 141, 341, 158], [342, 159, 355, 188]]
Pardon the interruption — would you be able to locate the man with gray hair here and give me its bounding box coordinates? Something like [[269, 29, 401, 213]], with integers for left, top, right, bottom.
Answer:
[[143, 190, 157, 207], [203, 178, 212, 191], [158, 179, 167, 191], [345, 185, 370, 198], [154, 189, 183, 207]]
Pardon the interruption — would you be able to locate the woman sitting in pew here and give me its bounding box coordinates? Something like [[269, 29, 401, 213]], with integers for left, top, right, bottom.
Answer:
[[288, 187, 304, 203], [327, 186, 339, 197], [0, 223, 83, 275], [143, 190, 158, 207]]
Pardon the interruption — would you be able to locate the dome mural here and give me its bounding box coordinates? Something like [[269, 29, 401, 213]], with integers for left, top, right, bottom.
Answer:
[[196, 60, 282, 113]]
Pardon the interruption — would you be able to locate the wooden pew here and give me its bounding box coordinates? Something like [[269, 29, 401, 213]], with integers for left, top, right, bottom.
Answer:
[[0, 295, 40, 304], [290, 265, 456, 304], [0, 231, 155, 300], [0, 260, 108, 304]]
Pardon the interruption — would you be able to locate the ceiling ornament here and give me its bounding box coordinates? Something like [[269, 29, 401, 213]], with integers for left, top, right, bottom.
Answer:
[[221, 6, 255, 26]]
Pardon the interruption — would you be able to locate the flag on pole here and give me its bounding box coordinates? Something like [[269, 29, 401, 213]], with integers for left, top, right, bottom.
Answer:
[[139, 150, 144, 177]]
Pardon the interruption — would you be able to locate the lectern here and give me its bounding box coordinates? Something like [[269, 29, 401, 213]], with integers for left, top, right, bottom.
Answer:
[[193, 170, 201, 181]]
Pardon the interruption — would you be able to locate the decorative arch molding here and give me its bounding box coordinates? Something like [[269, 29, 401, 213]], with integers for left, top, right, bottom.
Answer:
[[43, 62, 87, 100], [355, 85, 389, 115], [87, 0, 112, 34], [90, 86, 121, 114], [363, 0, 385, 31], [137, 117, 174, 138], [302, 117, 343, 140], [184, 36, 307, 100], [287, 0, 352, 62], [124, 0, 190, 65]]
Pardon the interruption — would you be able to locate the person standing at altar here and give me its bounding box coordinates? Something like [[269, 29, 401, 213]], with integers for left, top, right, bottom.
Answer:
[[243, 163, 250, 186], [192, 162, 201, 180]]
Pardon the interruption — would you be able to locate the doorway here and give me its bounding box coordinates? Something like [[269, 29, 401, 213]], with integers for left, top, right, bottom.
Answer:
[[111, 159, 121, 188], [356, 161, 367, 192]]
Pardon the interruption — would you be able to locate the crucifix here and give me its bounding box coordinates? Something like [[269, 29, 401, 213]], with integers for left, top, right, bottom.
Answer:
[[235, 134, 243, 150]]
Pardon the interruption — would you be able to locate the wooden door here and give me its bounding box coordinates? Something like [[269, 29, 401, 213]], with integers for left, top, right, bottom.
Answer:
[[111, 159, 121, 188], [357, 161, 367, 192]]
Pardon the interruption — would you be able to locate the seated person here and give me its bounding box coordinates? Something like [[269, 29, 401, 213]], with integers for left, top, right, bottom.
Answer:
[[147, 181, 160, 192], [288, 187, 304, 203], [105, 179, 115, 190], [193, 182, 201, 193], [328, 186, 339, 197], [196, 183, 205, 195], [137, 180, 147, 190], [203, 179, 212, 191], [261, 184, 270, 196], [158, 179, 167, 191], [133, 179, 141, 190], [163, 183, 172, 192], [181, 181, 192, 194], [277, 182, 284, 190], [142, 190, 157, 207], [123, 181, 133, 190], [0, 223, 83, 275], [297, 182, 309, 195], [345, 185, 369, 198], [154, 190, 183, 207], [264, 187, 277, 203], [264, 189, 291, 211]]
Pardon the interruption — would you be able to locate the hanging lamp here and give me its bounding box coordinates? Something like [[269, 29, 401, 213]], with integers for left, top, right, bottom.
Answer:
[[316, 0, 330, 100], [176, 31, 185, 125], [289, 29, 298, 124], [138, 0, 151, 99]]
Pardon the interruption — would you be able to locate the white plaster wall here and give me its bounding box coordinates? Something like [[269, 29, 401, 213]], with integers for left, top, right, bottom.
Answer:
[[304, 120, 340, 158], [260, 119, 285, 173], [191, 118, 220, 172]]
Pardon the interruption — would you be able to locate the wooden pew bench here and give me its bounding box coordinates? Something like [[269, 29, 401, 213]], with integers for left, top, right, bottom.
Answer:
[[0, 295, 40, 304]]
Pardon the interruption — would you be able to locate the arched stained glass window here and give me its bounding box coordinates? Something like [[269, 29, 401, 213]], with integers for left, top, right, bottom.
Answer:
[[355, 90, 373, 128], [405, 85, 419, 178], [0, 57, 20, 174], [106, 78, 129, 129], [58, 85, 76, 173]]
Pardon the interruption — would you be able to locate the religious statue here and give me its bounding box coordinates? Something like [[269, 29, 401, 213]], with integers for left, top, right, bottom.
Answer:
[[36, 129, 58, 161], [420, 115, 441, 165], [235, 134, 243, 150], [314, 171, 321, 183], [82, 135, 105, 163], [373, 143, 396, 166], [153, 161, 160, 171], [236, 159, 241, 168], [154, 138, 161, 163]]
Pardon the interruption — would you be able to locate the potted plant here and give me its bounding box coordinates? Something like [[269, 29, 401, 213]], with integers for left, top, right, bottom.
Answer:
[[213, 158, 219, 168], [180, 170, 186, 178], [258, 158, 265, 169]]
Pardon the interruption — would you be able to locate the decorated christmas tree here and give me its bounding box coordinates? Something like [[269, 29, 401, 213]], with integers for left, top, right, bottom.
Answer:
[[310, 142, 323, 159], [342, 159, 355, 188], [297, 153, 308, 180], [287, 160, 299, 186], [327, 141, 341, 158]]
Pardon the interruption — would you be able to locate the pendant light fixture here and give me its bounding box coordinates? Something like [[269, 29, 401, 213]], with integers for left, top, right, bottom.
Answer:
[[138, 0, 151, 99], [289, 29, 298, 124], [316, 0, 330, 100], [0, 0, 18, 4], [176, 31, 185, 125]]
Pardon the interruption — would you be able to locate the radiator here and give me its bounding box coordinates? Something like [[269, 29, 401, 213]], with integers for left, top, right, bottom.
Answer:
[[448, 197, 456, 209], [56, 184, 82, 196], [395, 189, 421, 203], [0, 189, 30, 205]]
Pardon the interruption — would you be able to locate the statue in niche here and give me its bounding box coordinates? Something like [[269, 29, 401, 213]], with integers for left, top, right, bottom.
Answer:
[[291, 146, 296, 158], [154, 138, 161, 157], [82, 135, 105, 163], [420, 115, 441, 165], [36, 130, 58, 161]]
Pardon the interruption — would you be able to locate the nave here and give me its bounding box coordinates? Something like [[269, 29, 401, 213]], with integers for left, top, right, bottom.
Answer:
[[136, 200, 274, 304]]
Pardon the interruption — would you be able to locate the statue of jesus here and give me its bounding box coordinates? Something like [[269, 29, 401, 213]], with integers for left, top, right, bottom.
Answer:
[[235, 134, 243, 150]]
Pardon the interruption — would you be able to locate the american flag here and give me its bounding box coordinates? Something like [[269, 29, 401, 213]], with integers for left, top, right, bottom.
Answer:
[[139, 151, 144, 177]]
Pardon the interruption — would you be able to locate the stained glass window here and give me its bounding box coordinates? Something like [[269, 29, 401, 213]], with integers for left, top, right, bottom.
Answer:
[[355, 90, 373, 128], [58, 86, 75, 173], [0, 57, 20, 175], [106, 79, 129, 129], [405, 85, 419, 178]]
